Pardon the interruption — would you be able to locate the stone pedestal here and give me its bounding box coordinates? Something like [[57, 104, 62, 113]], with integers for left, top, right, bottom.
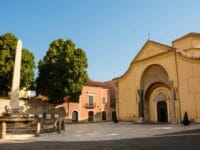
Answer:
[[136, 117, 144, 123], [171, 117, 178, 124], [0, 114, 33, 134], [0, 40, 33, 135]]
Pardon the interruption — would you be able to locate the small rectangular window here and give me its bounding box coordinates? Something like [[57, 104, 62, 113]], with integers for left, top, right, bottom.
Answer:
[[102, 97, 106, 104], [88, 95, 94, 105]]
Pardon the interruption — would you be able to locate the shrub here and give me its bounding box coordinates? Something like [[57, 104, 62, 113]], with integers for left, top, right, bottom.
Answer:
[[182, 111, 190, 126]]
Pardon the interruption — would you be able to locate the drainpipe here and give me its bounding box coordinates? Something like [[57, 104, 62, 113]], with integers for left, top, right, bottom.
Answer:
[[115, 82, 119, 120]]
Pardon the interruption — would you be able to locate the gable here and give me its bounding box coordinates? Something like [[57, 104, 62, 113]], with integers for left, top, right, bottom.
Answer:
[[134, 40, 174, 61]]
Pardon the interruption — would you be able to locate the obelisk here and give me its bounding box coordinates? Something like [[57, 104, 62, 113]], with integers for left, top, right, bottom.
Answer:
[[10, 40, 22, 113]]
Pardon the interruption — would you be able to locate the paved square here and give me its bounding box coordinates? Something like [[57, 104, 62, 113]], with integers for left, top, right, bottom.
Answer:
[[2, 122, 200, 142]]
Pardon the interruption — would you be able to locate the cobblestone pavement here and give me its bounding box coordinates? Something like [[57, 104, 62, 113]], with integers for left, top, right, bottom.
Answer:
[[1, 122, 200, 142]]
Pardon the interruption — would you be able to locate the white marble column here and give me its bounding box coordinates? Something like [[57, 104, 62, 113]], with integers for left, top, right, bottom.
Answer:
[[10, 40, 22, 113]]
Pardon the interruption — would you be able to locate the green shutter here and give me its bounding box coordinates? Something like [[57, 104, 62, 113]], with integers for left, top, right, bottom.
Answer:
[[89, 95, 93, 104]]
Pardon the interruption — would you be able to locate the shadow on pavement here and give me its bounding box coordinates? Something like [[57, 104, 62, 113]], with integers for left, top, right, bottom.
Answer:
[[1, 134, 200, 150], [161, 129, 200, 136]]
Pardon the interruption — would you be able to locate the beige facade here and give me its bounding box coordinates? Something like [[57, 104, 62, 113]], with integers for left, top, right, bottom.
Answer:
[[115, 33, 200, 123]]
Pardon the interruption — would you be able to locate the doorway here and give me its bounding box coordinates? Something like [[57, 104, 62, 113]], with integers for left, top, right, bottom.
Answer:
[[72, 111, 78, 122], [157, 101, 168, 122], [88, 111, 94, 122], [102, 111, 106, 120]]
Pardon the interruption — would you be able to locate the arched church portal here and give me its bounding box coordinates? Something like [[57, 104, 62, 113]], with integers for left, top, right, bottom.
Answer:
[[139, 64, 172, 122], [155, 91, 169, 122], [144, 86, 171, 122], [140, 64, 169, 88]]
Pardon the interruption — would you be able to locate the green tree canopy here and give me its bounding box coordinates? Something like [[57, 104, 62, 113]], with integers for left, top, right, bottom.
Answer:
[[0, 33, 35, 96], [36, 39, 88, 103]]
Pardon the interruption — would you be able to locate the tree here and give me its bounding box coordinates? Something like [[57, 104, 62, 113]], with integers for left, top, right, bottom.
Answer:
[[21, 48, 35, 90], [36, 39, 88, 103], [0, 33, 35, 96]]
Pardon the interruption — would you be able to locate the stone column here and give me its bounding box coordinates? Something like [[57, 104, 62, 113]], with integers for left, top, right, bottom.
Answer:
[[169, 81, 176, 123], [137, 89, 144, 121], [10, 40, 22, 113]]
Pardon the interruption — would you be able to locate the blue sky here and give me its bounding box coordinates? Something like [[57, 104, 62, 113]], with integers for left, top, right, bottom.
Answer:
[[0, 0, 200, 81]]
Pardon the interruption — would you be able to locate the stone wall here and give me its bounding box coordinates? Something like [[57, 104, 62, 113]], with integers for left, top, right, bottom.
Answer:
[[0, 98, 65, 118]]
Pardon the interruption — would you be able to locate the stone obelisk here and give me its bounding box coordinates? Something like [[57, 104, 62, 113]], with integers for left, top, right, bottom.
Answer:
[[10, 40, 22, 113]]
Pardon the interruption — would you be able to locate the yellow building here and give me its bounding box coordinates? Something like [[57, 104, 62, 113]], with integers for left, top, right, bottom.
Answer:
[[115, 33, 200, 123]]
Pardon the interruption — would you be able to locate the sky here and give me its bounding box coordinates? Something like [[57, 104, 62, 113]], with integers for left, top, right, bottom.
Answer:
[[1, 0, 200, 82]]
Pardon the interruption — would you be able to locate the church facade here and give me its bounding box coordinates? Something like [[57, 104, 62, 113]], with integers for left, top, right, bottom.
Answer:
[[115, 33, 200, 123]]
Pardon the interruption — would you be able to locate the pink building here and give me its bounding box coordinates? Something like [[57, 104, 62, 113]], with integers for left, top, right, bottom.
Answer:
[[56, 80, 116, 122]]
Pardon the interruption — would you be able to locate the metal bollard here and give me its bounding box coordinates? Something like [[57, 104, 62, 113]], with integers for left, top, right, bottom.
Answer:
[[35, 121, 41, 137], [0, 122, 6, 139], [54, 120, 58, 132], [57, 121, 61, 134], [61, 120, 65, 131]]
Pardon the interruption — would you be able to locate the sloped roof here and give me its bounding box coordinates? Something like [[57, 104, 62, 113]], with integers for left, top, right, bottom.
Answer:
[[133, 40, 175, 61], [172, 32, 200, 44], [31, 94, 48, 101], [114, 40, 175, 80], [84, 79, 116, 88]]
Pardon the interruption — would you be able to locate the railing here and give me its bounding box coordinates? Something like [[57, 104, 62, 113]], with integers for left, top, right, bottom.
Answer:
[[85, 102, 96, 109]]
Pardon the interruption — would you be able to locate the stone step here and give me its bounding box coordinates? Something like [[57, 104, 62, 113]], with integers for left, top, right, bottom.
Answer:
[[5, 122, 34, 133], [7, 128, 33, 134], [6, 126, 34, 133]]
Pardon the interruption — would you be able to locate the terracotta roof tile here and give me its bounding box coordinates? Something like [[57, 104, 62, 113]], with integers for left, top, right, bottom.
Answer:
[[84, 79, 116, 88]]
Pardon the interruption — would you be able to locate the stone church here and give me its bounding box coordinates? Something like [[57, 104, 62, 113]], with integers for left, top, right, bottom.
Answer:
[[115, 33, 200, 123]]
